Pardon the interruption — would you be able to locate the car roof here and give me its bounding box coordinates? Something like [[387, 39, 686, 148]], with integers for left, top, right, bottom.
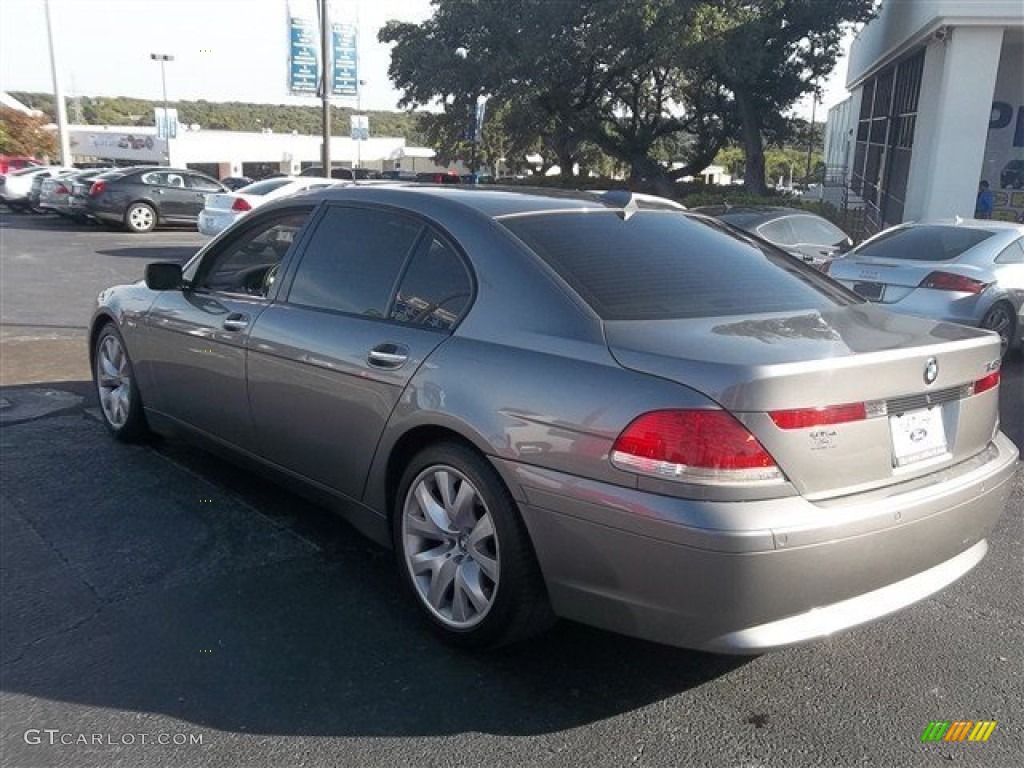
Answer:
[[293, 184, 685, 219], [894, 218, 1024, 234]]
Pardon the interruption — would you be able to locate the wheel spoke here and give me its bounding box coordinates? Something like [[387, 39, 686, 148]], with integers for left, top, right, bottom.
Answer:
[[410, 542, 451, 573], [426, 556, 459, 612], [449, 481, 477, 530], [466, 513, 494, 552], [456, 559, 492, 614], [413, 482, 455, 536]]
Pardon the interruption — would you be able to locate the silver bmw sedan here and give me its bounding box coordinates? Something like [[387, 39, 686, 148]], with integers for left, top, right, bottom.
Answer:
[[90, 186, 1019, 653]]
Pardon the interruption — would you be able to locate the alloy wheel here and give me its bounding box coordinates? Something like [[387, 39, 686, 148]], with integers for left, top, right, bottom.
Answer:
[[96, 333, 132, 429], [401, 465, 500, 628]]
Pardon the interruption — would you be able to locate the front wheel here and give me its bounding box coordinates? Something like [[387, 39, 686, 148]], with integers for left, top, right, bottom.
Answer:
[[394, 442, 553, 648], [981, 302, 1015, 359], [93, 324, 149, 441], [124, 202, 156, 233]]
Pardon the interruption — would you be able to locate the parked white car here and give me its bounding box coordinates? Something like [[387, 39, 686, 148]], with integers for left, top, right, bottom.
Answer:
[[0, 166, 71, 211], [197, 176, 341, 236]]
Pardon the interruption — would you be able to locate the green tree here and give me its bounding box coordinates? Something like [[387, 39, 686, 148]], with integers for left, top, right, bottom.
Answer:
[[695, 0, 874, 194], [0, 107, 57, 158]]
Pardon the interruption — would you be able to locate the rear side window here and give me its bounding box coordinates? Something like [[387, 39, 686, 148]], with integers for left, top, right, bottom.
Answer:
[[389, 236, 473, 331], [287, 206, 423, 317], [501, 211, 850, 321], [854, 225, 995, 261]]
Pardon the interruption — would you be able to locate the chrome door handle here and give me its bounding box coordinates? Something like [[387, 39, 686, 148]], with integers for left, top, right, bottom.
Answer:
[[222, 313, 250, 332], [367, 343, 408, 368]]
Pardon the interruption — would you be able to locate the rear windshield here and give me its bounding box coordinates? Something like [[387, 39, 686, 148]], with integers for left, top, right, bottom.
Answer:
[[237, 178, 293, 196], [854, 225, 995, 261], [500, 211, 854, 320]]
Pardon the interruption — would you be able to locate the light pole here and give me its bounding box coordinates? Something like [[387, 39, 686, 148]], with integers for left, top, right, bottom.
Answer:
[[44, 0, 71, 166], [150, 53, 174, 164], [355, 78, 367, 170]]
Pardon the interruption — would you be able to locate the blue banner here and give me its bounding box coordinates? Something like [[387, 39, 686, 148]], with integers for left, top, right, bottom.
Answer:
[[289, 16, 319, 96], [332, 23, 358, 96]]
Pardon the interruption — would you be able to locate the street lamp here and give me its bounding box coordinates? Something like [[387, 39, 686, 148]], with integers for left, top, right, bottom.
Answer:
[[355, 78, 367, 169], [150, 53, 174, 164]]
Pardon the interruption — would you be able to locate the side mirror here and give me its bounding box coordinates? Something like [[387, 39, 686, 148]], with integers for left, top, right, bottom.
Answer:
[[145, 262, 183, 291]]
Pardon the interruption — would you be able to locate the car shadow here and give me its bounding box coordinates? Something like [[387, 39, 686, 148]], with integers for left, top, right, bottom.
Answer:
[[1, 380, 754, 739], [0, 211, 101, 231]]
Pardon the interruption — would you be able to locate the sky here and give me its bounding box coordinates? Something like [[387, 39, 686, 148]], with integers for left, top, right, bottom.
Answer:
[[0, 0, 853, 120]]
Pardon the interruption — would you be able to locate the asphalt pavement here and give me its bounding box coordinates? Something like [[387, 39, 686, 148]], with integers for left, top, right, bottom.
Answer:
[[1, 210, 1021, 768]]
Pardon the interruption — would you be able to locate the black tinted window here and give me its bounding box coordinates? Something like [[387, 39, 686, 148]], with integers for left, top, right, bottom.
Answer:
[[390, 237, 473, 331], [501, 211, 850, 320], [288, 206, 423, 316], [854, 225, 995, 261], [197, 210, 312, 295]]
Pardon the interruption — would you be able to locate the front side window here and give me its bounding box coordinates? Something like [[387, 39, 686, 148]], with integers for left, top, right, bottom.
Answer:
[[994, 239, 1024, 264], [194, 209, 312, 296], [286, 206, 423, 317]]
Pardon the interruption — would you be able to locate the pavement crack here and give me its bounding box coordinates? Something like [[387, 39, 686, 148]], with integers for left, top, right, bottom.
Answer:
[[2, 604, 105, 669]]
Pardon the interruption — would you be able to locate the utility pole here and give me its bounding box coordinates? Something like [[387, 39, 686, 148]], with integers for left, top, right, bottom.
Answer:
[[319, 0, 331, 174], [44, 0, 72, 166], [804, 82, 818, 185], [150, 53, 174, 165]]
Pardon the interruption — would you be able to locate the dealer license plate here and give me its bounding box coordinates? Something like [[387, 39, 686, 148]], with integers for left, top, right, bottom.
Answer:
[[853, 281, 884, 301], [890, 406, 947, 467]]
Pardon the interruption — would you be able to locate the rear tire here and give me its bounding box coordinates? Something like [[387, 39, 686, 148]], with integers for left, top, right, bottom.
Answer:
[[124, 202, 157, 233], [393, 442, 554, 649], [981, 302, 1015, 359]]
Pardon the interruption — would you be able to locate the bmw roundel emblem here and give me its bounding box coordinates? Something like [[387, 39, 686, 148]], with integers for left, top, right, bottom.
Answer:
[[924, 357, 939, 385]]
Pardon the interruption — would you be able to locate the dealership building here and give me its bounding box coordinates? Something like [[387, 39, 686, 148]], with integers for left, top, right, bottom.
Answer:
[[824, 0, 1024, 229], [64, 123, 452, 179]]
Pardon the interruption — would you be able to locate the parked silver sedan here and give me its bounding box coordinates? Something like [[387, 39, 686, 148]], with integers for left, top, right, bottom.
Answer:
[[90, 186, 1018, 653], [825, 219, 1024, 357]]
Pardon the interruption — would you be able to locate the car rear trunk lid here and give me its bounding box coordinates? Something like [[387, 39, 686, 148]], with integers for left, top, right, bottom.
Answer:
[[605, 304, 1003, 499]]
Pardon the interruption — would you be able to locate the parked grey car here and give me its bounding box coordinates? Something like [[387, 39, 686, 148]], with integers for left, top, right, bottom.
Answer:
[[90, 186, 1018, 653], [825, 219, 1024, 357]]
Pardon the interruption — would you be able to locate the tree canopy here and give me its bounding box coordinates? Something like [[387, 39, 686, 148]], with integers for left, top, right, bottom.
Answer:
[[381, 0, 874, 189], [0, 107, 57, 158]]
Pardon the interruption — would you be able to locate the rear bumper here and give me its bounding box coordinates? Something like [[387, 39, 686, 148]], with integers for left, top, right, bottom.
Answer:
[[500, 432, 1019, 653], [197, 209, 237, 236]]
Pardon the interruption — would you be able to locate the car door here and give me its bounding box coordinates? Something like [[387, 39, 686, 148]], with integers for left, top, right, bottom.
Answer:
[[140, 206, 316, 450], [246, 203, 474, 500], [139, 170, 194, 220], [185, 173, 224, 220]]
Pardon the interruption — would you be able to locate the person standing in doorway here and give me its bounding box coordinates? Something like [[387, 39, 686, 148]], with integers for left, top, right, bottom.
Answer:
[[975, 180, 994, 219]]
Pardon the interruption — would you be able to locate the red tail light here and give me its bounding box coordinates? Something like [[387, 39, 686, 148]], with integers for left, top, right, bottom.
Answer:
[[231, 197, 252, 212], [971, 370, 1000, 395], [770, 402, 867, 430], [610, 410, 783, 485], [55, 183, 69, 194], [89, 180, 106, 197], [919, 271, 988, 294]]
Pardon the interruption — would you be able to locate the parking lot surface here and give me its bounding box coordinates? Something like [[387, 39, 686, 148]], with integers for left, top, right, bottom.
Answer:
[[1, 211, 1021, 768]]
